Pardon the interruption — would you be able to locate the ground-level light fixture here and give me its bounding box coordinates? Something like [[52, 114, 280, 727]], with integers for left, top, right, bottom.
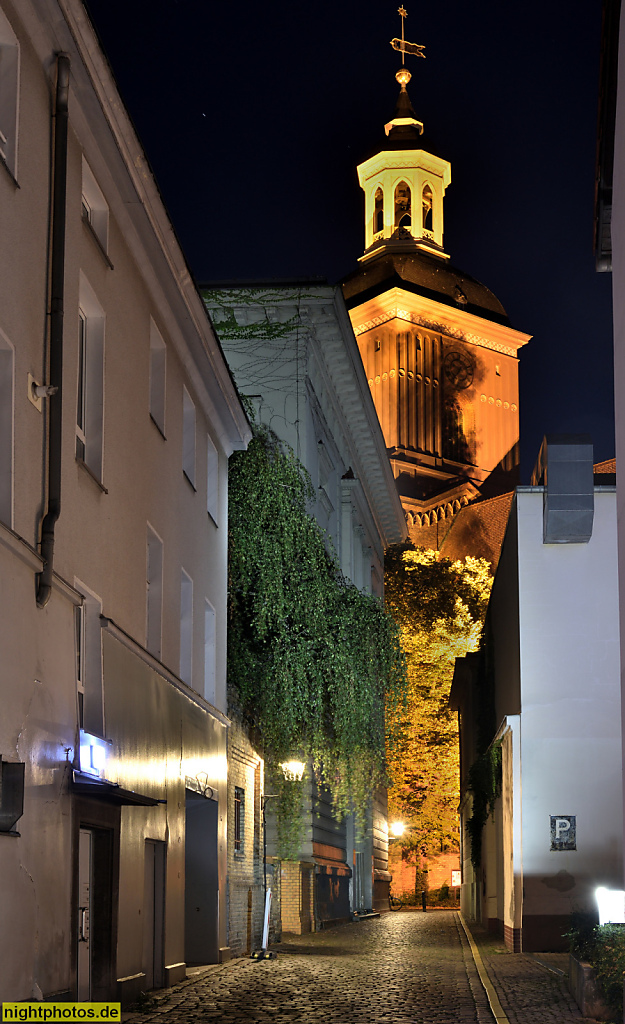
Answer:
[[595, 886, 625, 926], [280, 760, 306, 781]]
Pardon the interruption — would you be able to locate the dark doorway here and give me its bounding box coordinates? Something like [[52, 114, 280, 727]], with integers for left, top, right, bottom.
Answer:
[[142, 839, 166, 989], [184, 791, 219, 964], [76, 824, 116, 1000]]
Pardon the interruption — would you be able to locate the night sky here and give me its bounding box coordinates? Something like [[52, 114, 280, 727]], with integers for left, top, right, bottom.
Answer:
[[84, 0, 614, 481]]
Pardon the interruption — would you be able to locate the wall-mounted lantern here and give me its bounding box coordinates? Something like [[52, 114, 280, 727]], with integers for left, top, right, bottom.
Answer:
[[279, 761, 306, 782], [79, 730, 109, 779]]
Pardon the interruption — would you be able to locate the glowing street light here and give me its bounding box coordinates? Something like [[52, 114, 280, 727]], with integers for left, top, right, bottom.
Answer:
[[595, 886, 625, 926], [280, 760, 306, 781], [390, 821, 406, 837]]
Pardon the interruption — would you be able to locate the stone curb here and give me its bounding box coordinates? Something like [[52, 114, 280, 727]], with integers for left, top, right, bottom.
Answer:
[[121, 959, 248, 1022]]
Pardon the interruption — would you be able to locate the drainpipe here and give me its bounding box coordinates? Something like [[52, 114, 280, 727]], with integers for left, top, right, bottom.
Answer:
[[37, 54, 70, 608]]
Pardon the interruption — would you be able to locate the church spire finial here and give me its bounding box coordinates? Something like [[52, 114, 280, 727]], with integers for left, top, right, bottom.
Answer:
[[390, 6, 426, 65], [386, 7, 426, 138]]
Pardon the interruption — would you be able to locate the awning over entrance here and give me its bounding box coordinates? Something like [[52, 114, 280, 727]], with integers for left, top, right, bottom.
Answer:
[[71, 771, 165, 806]]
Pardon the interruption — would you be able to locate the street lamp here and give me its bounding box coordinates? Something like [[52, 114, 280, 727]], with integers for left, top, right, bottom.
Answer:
[[252, 760, 307, 962], [388, 822, 429, 912], [279, 760, 306, 781]]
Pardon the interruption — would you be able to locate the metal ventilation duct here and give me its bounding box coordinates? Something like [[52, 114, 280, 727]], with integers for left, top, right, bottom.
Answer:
[[531, 434, 594, 544]]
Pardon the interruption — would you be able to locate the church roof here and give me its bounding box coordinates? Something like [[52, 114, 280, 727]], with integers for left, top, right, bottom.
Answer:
[[341, 249, 511, 328], [438, 491, 515, 571], [383, 76, 424, 149]]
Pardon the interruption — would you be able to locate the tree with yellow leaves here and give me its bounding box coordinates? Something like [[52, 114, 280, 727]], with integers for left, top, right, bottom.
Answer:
[[385, 546, 492, 858]]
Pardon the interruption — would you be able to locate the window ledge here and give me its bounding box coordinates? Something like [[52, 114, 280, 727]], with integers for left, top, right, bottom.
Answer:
[[183, 471, 196, 492], [77, 457, 108, 493], [82, 213, 114, 269], [150, 414, 166, 439], [0, 154, 19, 189]]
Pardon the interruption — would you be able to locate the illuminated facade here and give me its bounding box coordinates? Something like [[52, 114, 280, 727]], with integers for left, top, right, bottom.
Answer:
[[342, 69, 531, 543], [203, 283, 407, 939], [0, 0, 250, 1002], [451, 444, 622, 951]]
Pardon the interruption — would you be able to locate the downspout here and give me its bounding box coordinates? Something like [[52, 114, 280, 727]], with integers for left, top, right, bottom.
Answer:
[[36, 54, 70, 608]]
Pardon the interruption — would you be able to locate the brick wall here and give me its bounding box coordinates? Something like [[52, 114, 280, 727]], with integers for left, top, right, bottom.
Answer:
[[388, 846, 460, 898], [280, 861, 315, 934], [227, 719, 265, 955]]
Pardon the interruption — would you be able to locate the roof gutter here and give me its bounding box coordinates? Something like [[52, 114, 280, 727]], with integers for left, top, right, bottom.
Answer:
[[37, 54, 70, 608]]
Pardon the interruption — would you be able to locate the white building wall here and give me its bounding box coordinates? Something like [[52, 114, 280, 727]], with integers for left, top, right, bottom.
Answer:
[[610, 0, 625, 885], [0, 0, 249, 1001], [516, 489, 622, 935]]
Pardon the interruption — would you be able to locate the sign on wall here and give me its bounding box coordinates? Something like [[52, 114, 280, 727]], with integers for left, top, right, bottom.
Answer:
[[550, 815, 576, 851], [451, 870, 461, 886]]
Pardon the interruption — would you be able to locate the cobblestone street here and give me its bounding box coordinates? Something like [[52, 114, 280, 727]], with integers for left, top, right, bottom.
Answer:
[[124, 911, 598, 1024]]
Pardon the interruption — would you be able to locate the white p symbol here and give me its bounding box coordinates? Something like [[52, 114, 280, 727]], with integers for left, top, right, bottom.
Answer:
[[555, 818, 570, 840]]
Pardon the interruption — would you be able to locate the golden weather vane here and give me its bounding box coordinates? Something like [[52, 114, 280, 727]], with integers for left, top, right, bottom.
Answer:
[[390, 6, 426, 64]]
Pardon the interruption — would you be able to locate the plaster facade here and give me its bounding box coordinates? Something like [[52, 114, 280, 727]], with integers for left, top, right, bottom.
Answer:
[[608, 0, 625, 890], [203, 284, 407, 937], [0, 0, 249, 1001], [452, 481, 623, 951]]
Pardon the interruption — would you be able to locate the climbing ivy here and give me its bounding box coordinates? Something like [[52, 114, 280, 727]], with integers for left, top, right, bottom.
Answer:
[[227, 421, 406, 829], [203, 287, 314, 342], [268, 768, 307, 862], [463, 624, 502, 869], [465, 740, 502, 869]]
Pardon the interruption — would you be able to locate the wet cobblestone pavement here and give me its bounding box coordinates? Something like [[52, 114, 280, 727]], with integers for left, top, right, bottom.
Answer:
[[124, 912, 600, 1024]]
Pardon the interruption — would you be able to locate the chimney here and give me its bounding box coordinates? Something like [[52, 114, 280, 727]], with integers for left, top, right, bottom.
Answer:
[[530, 434, 594, 543]]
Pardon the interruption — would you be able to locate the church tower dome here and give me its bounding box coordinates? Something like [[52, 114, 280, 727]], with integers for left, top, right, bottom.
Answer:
[[358, 67, 450, 260], [342, 24, 531, 553]]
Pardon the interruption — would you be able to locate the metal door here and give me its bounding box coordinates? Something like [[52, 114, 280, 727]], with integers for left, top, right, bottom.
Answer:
[[184, 791, 218, 964], [353, 850, 366, 911], [78, 829, 92, 1000], [142, 840, 166, 989]]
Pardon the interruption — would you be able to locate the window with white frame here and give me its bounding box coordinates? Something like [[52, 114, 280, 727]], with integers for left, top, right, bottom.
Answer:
[[146, 525, 163, 659], [206, 434, 218, 523], [204, 600, 216, 704], [76, 274, 105, 480], [81, 157, 109, 252], [182, 386, 196, 486], [74, 581, 104, 736], [149, 320, 166, 434], [0, 8, 19, 177], [75, 603, 85, 728], [180, 568, 193, 686], [0, 330, 13, 527]]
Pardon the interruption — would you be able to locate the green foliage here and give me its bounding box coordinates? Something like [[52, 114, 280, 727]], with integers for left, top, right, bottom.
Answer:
[[465, 740, 502, 869], [384, 545, 492, 855], [565, 911, 600, 960], [269, 768, 307, 861], [203, 288, 304, 342], [228, 423, 406, 828], [567, 920, 625, 1020]]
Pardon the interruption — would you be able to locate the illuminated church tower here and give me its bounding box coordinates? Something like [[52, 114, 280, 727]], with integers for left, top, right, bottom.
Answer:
[[342, 42, 530, 548]]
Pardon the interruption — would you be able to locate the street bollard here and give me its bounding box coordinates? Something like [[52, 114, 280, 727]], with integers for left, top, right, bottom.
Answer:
[[422, 889, 427, 912]]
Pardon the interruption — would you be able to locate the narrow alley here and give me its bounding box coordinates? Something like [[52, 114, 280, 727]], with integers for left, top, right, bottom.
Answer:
[[124, 913, 594, 1024]]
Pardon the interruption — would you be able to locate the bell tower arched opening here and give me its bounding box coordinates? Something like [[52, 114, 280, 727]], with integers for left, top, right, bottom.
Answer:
[[394, 181, 412, 230], [374, 187, 384, 235], [422, 184, 433, 232]]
